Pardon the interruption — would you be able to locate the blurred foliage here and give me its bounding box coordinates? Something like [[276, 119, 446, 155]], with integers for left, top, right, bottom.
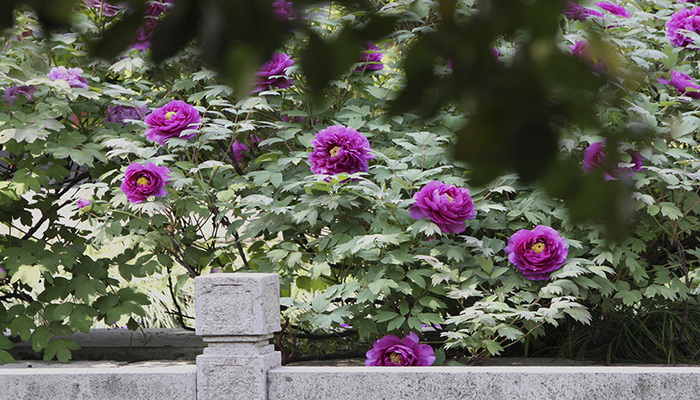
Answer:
[[0, 0, 636, 232]]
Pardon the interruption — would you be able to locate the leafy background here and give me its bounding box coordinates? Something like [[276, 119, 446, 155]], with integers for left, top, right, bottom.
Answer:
[[0, 0, 698, 364]]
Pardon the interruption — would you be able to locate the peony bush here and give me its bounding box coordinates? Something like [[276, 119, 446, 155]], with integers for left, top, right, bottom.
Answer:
[[0, 0, 698, 365]]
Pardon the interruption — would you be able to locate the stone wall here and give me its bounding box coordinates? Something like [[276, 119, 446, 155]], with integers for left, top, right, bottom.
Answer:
[[1, 272, 699, 400]]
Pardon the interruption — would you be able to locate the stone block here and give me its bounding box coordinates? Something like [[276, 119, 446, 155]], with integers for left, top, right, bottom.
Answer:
[[268, 366, 700, 400], [197, 352, 281, 400], [195, 273, 280, 337], [0, 361, 195, 400]]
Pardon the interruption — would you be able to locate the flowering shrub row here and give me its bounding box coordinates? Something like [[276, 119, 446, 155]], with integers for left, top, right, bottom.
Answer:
[[0, 0, 699, 364]]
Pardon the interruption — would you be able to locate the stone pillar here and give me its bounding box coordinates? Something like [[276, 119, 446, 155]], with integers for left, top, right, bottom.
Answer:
[[195, 273, 281, 400]]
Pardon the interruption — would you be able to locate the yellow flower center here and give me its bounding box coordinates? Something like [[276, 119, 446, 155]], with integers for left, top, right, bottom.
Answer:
[[446, 194, 454, 202], [388, 352, 402, 365], [165, 111, 177, 120], [531, 242, 545, 254], [136, 176, 150, 186], [329, 146, 340, 157]]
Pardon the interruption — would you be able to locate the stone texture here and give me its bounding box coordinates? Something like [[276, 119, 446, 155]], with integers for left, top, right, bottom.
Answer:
[[268, 366, 700, 400], [10, 329, 203, 362], [195, 273, 282, 400], [0, 361, 195, 400], [195, 273, 280, 336], [197, 352, 280, 400]]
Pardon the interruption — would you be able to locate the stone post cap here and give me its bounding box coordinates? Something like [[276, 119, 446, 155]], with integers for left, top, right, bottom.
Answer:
[[195, 273, 281, 337]]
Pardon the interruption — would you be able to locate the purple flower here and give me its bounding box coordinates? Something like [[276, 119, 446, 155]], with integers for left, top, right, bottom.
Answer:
[[47, 66, 89, 89], [145, 100, 201, 145], [232, 135, 262, 164], [105, 105, 149, 125], [272, 0, 295, 21], [84, 0, 125, 16], [667, 7, 700, 48], [145, 0, 173, 16], [658, 70, 700, 99], [281, 115, 304, 124], [595, 2, 630, 18], [308, 125, 374, 175], [582, 141, 645, 180], [409, 181, 476, 234], [77, 198, 92, 209], [365, 332, 435, 366], [562, 1, 603, 21], [132, 18, 158, 51], [3, 85, 36, 106], [505, 225, 569, 281], [356, 42, 384, 72], [120, 162, 171, 204], [251, 52, 295, 94], [568, 41, 606, 73]]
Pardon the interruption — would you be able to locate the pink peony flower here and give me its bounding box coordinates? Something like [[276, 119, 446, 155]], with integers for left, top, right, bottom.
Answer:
[[365, 332, 435, 366], [145, 0, 174, 16], [356, 42, 384, 72], [658, 70, 700, 99], [667, 7, 700, 48], [272, 0, 295, 21], [105, 105, 149, 125], [132, 17, 158, 51], [84, 0, 125, 16], [308, 125, 374, 175], [232, 135, 263, 164], [77, 198, 92, 209], [3, 85, 36, 106], [145, 100, 201, 145], [595, 2, 630, 18], [568, 41, 606, 73], [409, 181, 476, 234], [251, 52, 295, 94], [562, 1, 603, 21], [505, 225, 569, 281], [47, 66, 89, 89], [120, 162, 171, 204], [582, 141, 644, 180]]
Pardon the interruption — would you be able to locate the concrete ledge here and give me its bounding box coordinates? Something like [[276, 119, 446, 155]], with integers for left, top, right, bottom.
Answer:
[[0, 361, 196, 400], [10, 329, 203, 361], [268, 366, 700, 400]]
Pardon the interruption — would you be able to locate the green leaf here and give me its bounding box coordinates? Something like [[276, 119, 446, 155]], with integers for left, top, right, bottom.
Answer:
[[311, 294, 331, 314], [52, 302, 73, 321], [387, 315, 406, 331], [10, 315, 35, 341], [368, 279, 399, 295], [31, 326, 52, 352], [483, 339, 504, 356], [0, 334, 14, 350], [563, 306, 592, 325], [615, 290, 642, 306], [374, 311, 401, 323], [0, 350, 15, 364], [43, 339, 81, 363], [69, 307, 95, 333], [10, 264, 44, 287], [497, 325, 522, 341], [659, 202, 683, 220], [417, 313, 443, 325]]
